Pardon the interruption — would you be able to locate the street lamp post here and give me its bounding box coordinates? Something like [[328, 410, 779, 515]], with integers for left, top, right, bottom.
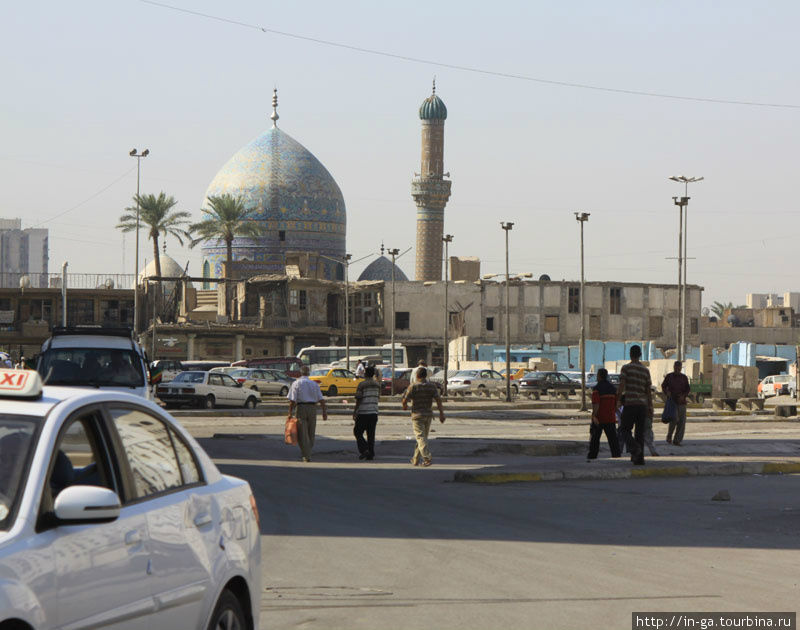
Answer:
[[388, 248, 400, 395], [343, 254, 352, 370], [442, 234, 453, 396], [575, 212, 590, 412], [670, 175, 703, 361], [500, 222, 514, 402], [129, 148, 149, 334]]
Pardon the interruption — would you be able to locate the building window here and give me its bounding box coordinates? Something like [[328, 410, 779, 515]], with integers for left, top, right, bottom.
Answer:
[[691, 318, 699, 335], [0, 298, 12, 311], [486, 317, 494, 331], [289, 289, 298, 306], [67, 299, 94, 326], [544, 315, 559, 332], [649, 316, 663, 337], [279, 230, 286, 241], [299, 290, 307, 310], [610, 287, 621, 315], [568, 287, 580, 314], [395, 311, 410, 330]]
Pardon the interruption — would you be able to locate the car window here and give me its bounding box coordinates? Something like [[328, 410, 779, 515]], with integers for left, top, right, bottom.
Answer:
[[221, 374, 238, 387], [168, 427, 201, 485], [47, 413, 114, 503], [0, 416, 38, 530], [343, 370, 356, 379], [109, 408, 183, 499], [209, 374, 223, 386], [331, 369, 344, 378], [38, 348, 144, 388], [491, 371, 503, 379]]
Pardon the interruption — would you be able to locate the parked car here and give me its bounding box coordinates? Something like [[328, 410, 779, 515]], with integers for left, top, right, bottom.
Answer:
[[517, 371, 577, 398], [156, 370, 260, 409], [149, 358, 184, 383], [758, 374, 794, 399], [0, 369, 261, 630], [37, 326, 149, 399], [447, 369, 515, 395], [308, 367, 360, 396], [228, 367, 294, 396], [379, 367, 411, 395]]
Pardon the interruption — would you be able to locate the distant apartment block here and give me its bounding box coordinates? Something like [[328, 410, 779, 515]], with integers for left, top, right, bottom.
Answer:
[[746, 291, 800, 312], [0, 218, 48, 288]]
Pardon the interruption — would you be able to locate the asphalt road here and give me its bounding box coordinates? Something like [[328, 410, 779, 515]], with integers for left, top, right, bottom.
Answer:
[[190, 415, 800, 630]]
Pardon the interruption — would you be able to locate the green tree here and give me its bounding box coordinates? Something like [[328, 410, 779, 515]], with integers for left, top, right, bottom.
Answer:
[[189, 194, 266, 315], [710, 301, 747, 319], [117, 192, 192, 281]]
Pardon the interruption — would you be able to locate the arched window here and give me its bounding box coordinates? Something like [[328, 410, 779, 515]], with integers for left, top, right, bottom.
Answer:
[[202, 261, 210, 290]]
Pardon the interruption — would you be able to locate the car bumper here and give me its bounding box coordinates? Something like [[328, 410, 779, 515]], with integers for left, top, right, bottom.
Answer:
[[157, 392, 203, 405]]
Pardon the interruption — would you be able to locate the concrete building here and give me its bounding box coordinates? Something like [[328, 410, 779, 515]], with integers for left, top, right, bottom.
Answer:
[[411, 82, 452, 281], [0, 218, 48, 288]]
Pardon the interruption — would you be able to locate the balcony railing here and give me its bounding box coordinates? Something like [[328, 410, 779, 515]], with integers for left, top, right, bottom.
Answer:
[[1, 272, 136, 290]]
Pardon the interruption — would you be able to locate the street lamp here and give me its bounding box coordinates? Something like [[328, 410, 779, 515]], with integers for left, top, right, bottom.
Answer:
[[669, 175, 703, 361], [442, 234, 453, 396], [575, 212, 590, 412], [129, 148, 149, 334], [387, 248, 401, 395], [500, 222, 514, 402]]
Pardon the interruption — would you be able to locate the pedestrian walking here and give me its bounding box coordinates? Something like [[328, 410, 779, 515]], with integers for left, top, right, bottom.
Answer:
[[401, 367, 445, 467], [409, 359, 427, 384], [286, 365, 328, 462], [616, 345, 654, 465], [352, 365, 381, 460], [588, 368, 621, 460], [354, 360, 366, 378], [662, 360, 690, 446]]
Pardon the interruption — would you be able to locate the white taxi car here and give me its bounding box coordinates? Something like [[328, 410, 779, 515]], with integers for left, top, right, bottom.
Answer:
[[0, 369, 261, 630], [156, 371, 260, 409]]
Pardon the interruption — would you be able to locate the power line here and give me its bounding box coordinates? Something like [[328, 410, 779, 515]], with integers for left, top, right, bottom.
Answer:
[[140, 0, 800, 110], [29, 166, 136, 228]]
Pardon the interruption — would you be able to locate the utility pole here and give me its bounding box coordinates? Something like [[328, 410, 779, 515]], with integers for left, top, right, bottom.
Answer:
[[501, 222, 514, 402], [129, 148, 149, 335], [670, 175, 704, 360], [442, 234, 453, 396], [388, 248, 400, 395], [575, 212, 590, 411], [344, 254, 351, 371]]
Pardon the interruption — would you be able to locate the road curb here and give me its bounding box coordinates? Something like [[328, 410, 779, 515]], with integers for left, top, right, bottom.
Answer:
[[453, 460, 800, 484]]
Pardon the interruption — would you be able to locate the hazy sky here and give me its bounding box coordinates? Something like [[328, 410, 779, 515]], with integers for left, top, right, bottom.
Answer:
[[3, 1, 799, 306]]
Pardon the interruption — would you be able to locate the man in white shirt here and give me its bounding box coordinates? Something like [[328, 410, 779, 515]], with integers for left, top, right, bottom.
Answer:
[[409, 359, 427, 385], [354, 360, 366, 378], [287, 366, 328, 462]]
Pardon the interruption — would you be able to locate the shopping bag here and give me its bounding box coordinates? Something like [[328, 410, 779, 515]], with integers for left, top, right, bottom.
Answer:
[[661, 398, 676, 424], [284, 416, 298, 445]]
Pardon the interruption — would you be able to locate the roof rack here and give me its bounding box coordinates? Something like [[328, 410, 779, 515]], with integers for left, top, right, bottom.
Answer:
[[50, 326, 133, 339]]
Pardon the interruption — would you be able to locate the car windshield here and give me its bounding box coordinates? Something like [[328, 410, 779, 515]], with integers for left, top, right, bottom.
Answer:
[[522, 372, 542, 379], [311, 369, 329, 376], [172, 371, 205, 383], [0, 415, 38, 531], [38, 348, 144, 388]]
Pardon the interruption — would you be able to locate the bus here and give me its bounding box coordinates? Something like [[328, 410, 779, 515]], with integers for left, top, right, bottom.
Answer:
[[297, 344, 408, 370]]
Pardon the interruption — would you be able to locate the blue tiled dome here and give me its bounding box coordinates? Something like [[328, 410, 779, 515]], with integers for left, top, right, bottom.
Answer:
[[358, 256, 409, 282], [201, 120, 346, 281], [419, 93, 447, 121]]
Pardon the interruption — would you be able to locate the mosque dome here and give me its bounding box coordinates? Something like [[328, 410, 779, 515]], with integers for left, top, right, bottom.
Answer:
[[201, 90, 346, 281], [136, 253, 192, 293], [419, 82, 447, 120], [357, 256, 409, 282]]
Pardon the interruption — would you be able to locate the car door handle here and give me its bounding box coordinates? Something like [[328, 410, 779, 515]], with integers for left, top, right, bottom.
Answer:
[[194, 513, 213, 528], [125, 530, 142, 546]]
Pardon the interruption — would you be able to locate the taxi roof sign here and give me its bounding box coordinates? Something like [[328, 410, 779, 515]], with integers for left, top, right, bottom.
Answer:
[[0, 369, 43, 399]]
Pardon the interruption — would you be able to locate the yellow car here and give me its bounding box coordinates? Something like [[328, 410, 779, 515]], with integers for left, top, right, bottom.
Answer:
[[309, 367, 360, 396]]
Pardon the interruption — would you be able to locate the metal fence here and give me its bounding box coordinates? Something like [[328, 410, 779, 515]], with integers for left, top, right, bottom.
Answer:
[[0, 272, 136, 290]]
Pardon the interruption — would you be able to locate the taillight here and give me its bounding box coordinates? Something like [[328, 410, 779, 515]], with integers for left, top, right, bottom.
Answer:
[[463, 380, 472, 385], [250, 494, 260, 529], [237, 378, 246, 384]]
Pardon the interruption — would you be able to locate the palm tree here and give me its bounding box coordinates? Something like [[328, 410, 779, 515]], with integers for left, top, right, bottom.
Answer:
[[710, 301, 747, 319], [189, 194, 266, 315], [117, 192, 192, 281]]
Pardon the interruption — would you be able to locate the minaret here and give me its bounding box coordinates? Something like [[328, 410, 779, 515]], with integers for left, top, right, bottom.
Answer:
[[412, 80, 451, 281]]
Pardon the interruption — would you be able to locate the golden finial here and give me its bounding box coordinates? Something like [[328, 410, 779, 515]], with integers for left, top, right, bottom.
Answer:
[[270, 87, 279, 128]]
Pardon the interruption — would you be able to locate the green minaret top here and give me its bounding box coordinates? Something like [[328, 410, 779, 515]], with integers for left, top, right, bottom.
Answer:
[[419, 79, 447, 120]]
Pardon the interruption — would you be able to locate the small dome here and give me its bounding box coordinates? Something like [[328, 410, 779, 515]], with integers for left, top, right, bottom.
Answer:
[[358, 256, 409, 282], [419, 93, 447, 120], [136, 254, 192, 292]]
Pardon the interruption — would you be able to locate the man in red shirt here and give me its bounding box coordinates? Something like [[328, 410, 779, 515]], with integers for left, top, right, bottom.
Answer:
[[588, 368, 621, 459], [662, 361, 690, 446]]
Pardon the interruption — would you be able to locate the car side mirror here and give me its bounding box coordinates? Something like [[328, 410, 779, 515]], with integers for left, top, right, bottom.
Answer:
[[54, 485, 121, 524]]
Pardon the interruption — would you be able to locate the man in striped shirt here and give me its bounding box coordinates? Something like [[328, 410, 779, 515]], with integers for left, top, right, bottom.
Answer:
[[616, 344, 653, 465], [353, 365, 382, 460]]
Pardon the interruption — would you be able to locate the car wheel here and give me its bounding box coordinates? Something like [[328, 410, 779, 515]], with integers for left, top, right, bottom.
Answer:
[[244, 396, 258, 409], [279, 386, 289, 396], [207, 589, 246, 630], [205, 394, 216, 409], [695, 393, 705, 405], [328, 385, 338, 396], [477, 384, 486, 396]]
